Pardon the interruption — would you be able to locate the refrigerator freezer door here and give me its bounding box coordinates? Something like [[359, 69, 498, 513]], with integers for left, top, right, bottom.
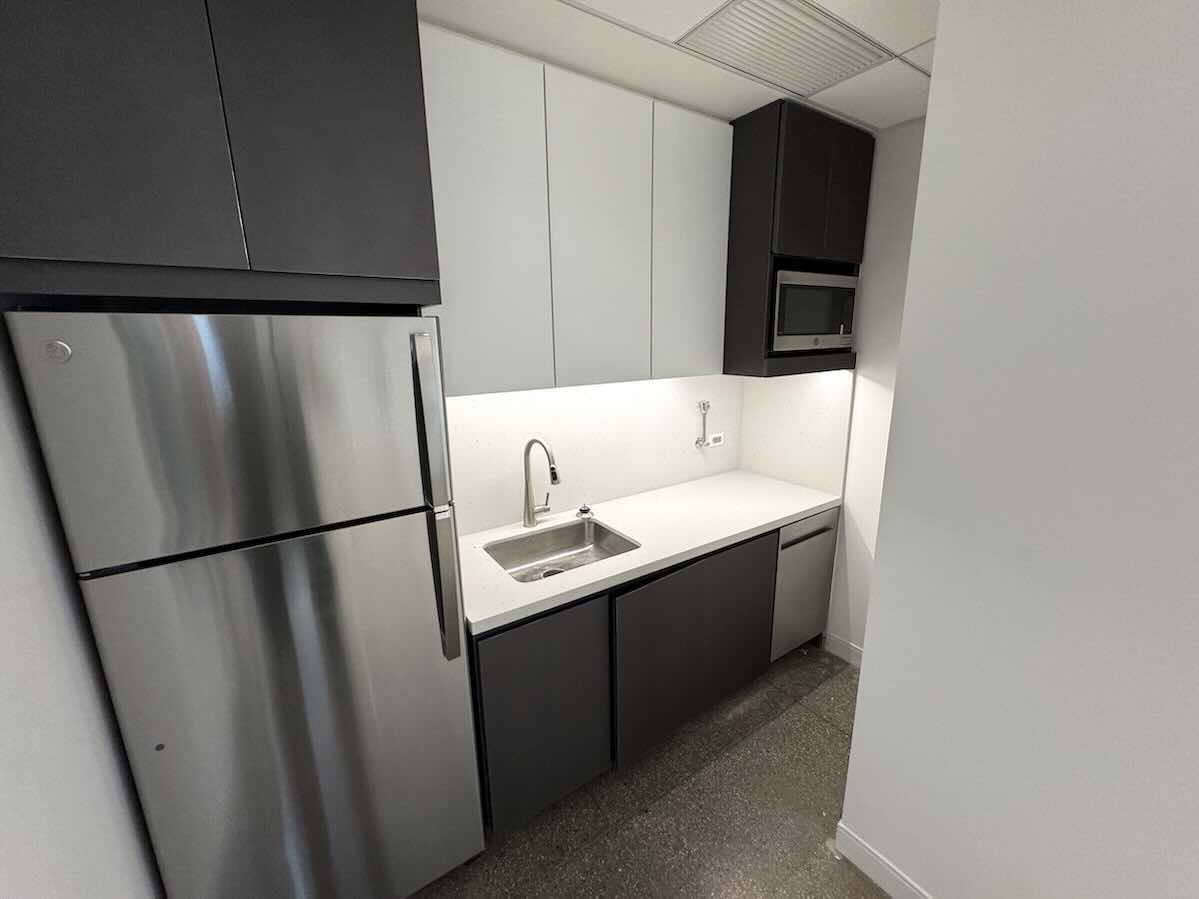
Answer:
[[81, 512, 482, 899], [5, 312, 453, 573]]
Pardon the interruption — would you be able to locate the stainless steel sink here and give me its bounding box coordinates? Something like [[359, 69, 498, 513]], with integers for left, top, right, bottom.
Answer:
[[484, 518, 640, 583]]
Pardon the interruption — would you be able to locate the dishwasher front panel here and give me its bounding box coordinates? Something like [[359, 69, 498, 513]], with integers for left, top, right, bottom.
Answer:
[[771, 508, 839, 661]]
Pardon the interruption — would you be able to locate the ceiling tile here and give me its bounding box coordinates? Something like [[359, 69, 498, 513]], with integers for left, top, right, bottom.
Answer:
[[809, 58, 929, 128], [810, 0, 938, 53], [418, 0, 783, 121], [903, 38, 934, 73], [679, 0, 890, 97], [566, 0, 728, 41]]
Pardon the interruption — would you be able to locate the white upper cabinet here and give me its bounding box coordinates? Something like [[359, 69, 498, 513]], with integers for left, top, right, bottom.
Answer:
[[651, 102, 732, 379], [545, 66, 652, 387], [420, 29, 733, 394], [419, 25, 555, 396]]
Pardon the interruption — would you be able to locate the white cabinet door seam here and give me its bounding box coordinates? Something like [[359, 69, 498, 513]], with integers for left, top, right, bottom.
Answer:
[[649, 101, 655, 377], [541, 64, 559, 388]]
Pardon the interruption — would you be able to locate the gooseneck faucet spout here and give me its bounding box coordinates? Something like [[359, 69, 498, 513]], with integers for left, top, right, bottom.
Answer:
[[523, 438, 560, 527]]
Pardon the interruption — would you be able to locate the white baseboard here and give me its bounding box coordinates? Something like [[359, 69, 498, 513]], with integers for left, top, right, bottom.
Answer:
[[836, 821, 932, 899], [822, 632, 863, 666]]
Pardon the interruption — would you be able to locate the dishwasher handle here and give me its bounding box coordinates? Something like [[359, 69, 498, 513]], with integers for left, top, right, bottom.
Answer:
[[778, 508, 840, 551], [780, 526, 834, 552]]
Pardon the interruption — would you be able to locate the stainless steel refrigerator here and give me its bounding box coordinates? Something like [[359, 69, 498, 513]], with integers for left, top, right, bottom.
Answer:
[[6, 311, 484, 898]]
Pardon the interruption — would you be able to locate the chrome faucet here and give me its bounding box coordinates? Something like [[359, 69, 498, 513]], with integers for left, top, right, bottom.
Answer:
[[522, 438, 561, 527]]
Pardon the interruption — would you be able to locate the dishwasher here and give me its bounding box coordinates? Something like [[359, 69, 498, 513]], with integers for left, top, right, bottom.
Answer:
[[770, 508, 840, 661]]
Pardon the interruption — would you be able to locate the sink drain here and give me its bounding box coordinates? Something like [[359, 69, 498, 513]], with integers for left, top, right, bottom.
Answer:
[[539, 567, 565, 579]]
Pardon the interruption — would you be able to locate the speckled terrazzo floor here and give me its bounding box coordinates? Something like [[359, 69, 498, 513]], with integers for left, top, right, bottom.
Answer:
[[416, 644, 884, 898]]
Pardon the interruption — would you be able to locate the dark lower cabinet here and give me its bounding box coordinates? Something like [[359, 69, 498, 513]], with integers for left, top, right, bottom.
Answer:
[[475, 596, 611, 834], [0, 0, 247, 269], [614, 532, 779, 766], [206, 0, 439, 279]]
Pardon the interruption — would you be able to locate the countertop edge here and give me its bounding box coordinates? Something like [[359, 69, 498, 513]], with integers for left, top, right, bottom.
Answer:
[[465, 495, 841, 637]]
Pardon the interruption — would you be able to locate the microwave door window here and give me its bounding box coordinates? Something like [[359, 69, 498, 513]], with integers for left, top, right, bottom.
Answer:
[[778, 286, 852, 335]]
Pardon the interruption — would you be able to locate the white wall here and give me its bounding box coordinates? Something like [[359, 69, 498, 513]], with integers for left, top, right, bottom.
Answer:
[[739, 370, 854, 497], [826, 119, 925, 665], [840, 2, 1199, 897], [0, 334, 157, 898]]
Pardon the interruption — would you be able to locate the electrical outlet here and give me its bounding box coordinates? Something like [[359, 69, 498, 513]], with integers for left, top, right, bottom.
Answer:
[[709, 432, 725, 447]]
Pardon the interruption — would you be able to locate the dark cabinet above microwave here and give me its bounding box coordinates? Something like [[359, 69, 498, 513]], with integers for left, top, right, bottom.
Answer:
[[773, 103, 875, 263], [723, 100, 874, 377], [0, 0, 439, 302]]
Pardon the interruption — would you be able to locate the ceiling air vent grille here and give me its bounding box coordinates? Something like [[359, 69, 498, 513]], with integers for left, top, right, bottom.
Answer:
[[679, 0, 889, 97]]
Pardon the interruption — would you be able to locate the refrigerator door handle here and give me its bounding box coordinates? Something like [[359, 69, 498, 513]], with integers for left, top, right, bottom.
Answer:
[[432, 509, 464, 661], [412, 328, 452, 510]]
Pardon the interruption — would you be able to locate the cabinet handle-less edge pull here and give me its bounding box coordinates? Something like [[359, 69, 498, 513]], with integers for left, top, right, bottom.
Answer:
[[779, 527, 834, 552], [412, 327, 452, 510], [432, 509, 464, 661]]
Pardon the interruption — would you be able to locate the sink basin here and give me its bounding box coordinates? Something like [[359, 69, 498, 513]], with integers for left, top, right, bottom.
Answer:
[[484, 518, 640, 583]]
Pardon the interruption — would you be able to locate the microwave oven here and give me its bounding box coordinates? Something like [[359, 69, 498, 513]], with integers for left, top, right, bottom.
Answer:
[[772, 271, 857, 352]]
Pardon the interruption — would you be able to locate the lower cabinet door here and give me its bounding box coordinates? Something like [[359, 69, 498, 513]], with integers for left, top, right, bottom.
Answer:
[[476, 595, 611, 834], [614, 532, 779, 766]]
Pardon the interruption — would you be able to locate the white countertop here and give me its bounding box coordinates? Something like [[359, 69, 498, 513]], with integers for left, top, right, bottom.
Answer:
[[460, 470, 841, 635]]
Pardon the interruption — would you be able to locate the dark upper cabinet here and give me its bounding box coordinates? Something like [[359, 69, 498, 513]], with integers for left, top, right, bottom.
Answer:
[[824, 122, 876, 263], [206, 0, 439, 279], [614, 533, 778, 767], [724, 100, 872, 377], [1, 0, 439, 293], [773, 104, 834, 260], [771, 101, 874, 264], [0, 0, 247, 269], [475, 596, 611, 834]]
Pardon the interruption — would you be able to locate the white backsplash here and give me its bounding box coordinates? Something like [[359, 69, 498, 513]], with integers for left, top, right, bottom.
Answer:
[[446, 370, 854, 535], [446, 375, 742, 534], [739, 370, 855, 496]]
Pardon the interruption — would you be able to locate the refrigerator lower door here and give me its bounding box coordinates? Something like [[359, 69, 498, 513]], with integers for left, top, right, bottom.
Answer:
[[81, 512, 482, 899]]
